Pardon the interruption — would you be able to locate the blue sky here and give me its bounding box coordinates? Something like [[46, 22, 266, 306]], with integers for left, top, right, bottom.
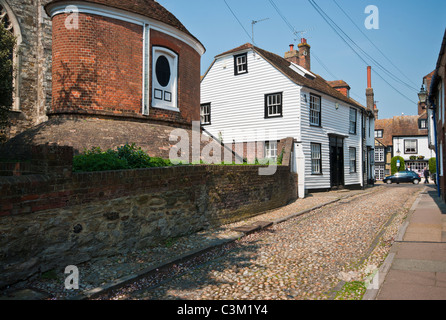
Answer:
[[158, 0, 446, 120]]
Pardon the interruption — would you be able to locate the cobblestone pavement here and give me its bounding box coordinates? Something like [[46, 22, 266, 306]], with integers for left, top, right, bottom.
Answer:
[[1, 183, 423, 300], [95, 184, 422, 300]]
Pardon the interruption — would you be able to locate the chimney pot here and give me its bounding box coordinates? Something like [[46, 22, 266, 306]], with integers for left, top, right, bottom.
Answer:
[[301, 38, 307, 44], [289, 44, 294, 51], [367, 66, 372, 88]]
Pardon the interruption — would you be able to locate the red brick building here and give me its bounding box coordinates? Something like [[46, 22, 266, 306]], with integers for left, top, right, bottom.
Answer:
[[2, 0, 207, 159]]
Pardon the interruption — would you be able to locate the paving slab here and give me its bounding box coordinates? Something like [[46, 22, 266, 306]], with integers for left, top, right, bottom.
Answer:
[[374, 186, 446, 300]]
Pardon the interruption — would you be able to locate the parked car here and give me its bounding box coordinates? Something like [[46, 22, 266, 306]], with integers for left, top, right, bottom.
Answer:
[[383, 171, 421, 184]]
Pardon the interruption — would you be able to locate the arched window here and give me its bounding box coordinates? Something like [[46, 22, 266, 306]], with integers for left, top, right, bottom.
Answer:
[[0, 1, 21, 111]]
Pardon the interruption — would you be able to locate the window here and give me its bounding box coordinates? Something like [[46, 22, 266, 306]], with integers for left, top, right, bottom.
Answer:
[[375, 165, 385, 181], [265, 92, 283, 118], [0, 3, 19, 111], [152, 47, 178, 111], [200, 103, 211, 125], [311, 143, 322, 174], [264, 141, 278, 162], [404, 139, 417, 154], [419, 119, 427, 129], [349, 108, 357, 134], [310, 94, 321, 126], [375, 130, 383, 138], [374, 147, 384, 163], [349, 147, 356, 173], [234, 53, 248, 75]]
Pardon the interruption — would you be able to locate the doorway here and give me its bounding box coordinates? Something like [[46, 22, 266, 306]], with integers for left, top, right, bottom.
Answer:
[[329, 135, 344, 189]]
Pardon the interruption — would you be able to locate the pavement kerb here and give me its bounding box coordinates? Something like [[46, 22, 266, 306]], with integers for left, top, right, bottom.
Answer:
[[362, 186, 427, 300], [70, 187, 381, 300]]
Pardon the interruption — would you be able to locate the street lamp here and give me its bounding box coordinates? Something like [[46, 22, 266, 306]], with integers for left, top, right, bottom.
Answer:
[[418, 85, 427, 105]]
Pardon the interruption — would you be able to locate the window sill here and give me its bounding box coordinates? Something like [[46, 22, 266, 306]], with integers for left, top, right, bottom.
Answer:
[[265, 115, 283, 119], [152, 104, 180, 113]]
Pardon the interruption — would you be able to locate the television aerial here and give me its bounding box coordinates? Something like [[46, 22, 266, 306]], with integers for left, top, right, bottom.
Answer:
[[251, 18, 269, 44]]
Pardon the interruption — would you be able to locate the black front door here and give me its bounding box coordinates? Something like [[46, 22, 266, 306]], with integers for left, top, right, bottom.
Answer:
[[329, 136, 344, 189]]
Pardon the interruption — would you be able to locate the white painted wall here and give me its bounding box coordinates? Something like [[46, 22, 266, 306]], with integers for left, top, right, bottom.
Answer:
[[201, 48, 365, 192], [392, 136, 435, 160], [201, 49, 301, 143]]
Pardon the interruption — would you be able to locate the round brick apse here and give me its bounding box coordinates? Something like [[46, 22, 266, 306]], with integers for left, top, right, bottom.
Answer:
[[50, 10, 202, 127]]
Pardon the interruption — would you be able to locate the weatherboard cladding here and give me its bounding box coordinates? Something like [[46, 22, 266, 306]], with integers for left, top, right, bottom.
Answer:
[[212, 43, 367, 111], [202, 44, 366, 189]]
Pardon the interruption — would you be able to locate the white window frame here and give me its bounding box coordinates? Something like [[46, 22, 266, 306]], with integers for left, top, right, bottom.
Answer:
[[200, 103, 211, 125], [264, 141, 278, 162], [234, 53, 248, 75], [310, 94, 321, 126], [374, 147, 384, 162], [311, 143, 322, 174], [265, 92, 282, 118], [152, 46, 178, 112], [404, 139, 417, 154], [349, 147, 357, 173], [349, 108, 357, 134], [375, 130, 383, 138]]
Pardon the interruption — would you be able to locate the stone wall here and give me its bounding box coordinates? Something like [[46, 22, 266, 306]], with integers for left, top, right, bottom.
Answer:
[[0, 145, 297, 288], [5, 0, 53, 137]]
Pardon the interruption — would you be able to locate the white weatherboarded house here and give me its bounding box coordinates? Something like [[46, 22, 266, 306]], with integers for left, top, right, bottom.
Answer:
[[201, 41, 375, 197]]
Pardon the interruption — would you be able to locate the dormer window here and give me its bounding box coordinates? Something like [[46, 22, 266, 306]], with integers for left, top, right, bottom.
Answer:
[[234, 53, 248, 75], [152, 46, 178, 111], [375, 130, 383, 138], [419, 119, 427, 129]]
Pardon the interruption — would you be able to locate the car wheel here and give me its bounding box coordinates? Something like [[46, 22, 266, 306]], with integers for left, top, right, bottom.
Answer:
[[413, 179, 420, 185], [386, 180, 392, 184]]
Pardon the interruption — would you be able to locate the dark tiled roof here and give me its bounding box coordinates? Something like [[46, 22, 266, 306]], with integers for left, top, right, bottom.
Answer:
[[375, 115, 428, 146], [215, 43, 367, 111], [45, 0, 203, 48]]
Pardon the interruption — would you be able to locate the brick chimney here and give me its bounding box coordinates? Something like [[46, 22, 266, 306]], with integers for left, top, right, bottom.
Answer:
[[298, 38, 311, 70], [284, 44, 299, 65], [285, 39, 311, 70], [366, 66, 375, 111], [328, 80, 350, 97]]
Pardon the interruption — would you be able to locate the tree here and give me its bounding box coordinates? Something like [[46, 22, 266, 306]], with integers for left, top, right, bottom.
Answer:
[[0, 21, 17, 143], [391, 156, 405, 174]]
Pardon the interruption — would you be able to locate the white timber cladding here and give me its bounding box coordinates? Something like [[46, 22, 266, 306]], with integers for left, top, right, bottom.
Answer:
[[300, 89, 362, 189], [201, 48, 365, 190], [201, 49, 301, 142]]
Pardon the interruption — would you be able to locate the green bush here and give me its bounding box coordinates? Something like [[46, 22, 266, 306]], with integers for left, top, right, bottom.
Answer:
[[429, 157, 437, 174], [390, 156, 405, 175], [73, 144, 174, 172]]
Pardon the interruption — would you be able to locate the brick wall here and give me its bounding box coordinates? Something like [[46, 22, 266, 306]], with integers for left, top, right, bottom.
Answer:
[[49, 13, 201, 127], [51, 13, 143, 115], [0, 145, 297, 287]]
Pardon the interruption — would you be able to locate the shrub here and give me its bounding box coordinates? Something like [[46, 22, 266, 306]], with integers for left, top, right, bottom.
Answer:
[[390, 156, 405, 175], [429, 157, 436, 174], [73, 144, 174, 172]]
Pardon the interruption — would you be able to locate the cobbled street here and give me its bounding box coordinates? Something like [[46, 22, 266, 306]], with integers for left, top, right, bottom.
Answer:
[[96, 184, 423, 300]]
